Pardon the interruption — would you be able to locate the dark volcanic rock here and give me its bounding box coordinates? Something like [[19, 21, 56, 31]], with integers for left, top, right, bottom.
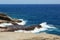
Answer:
[[0, 13, 12, 21], [0, 24, 42, 32], [0, 13, 22, 24]]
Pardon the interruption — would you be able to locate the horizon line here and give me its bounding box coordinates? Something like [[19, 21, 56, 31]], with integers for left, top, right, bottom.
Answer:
[[0, 4, 59, 5]]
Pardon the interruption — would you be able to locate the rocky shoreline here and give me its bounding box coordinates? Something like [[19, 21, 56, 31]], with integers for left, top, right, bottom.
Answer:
[[0, 13, 43, 32], [0, 13, 60, 40], [0, 13, 22, 24]]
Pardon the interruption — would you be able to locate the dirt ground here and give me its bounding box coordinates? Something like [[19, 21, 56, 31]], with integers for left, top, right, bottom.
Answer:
[[0, 32, 60, 40]]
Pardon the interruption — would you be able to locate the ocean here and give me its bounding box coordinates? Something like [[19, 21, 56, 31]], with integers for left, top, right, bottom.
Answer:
[[0, 4, 60, 35]]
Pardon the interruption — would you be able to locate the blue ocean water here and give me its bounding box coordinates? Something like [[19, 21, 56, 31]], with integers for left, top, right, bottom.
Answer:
[[0, 4, 60, 35]]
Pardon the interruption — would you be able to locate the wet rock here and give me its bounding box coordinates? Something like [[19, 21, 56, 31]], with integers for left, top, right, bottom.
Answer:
[[0, 13, 22, 24]]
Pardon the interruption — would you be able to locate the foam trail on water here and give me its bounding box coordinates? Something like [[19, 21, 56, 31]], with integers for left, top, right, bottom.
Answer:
[[40, 22, 56, 28], [39, 22, 56, 32], [29, 22, 57, 33]]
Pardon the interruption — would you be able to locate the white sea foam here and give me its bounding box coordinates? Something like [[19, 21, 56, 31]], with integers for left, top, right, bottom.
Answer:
[[0, 23, 13, 27], [16, 19, 27, 25], [40, 22, 56, 29], [0, 19, 27, 27], [15, 22, 57, 33]]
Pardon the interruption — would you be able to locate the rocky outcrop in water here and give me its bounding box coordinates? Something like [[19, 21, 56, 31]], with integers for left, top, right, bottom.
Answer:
[[0, 12, 22, 24], [0, 13, 42, 32]]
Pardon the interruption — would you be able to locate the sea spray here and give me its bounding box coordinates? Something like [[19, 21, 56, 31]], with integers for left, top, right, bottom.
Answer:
[[15, 22, 58, 33], [0, 19, 27, 27], [0, 23, 13, 27], [30, 22, 57, 33], [16, 19, 27, 25]]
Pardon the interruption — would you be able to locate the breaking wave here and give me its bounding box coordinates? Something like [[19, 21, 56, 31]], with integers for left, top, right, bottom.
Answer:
[[0, 18, 60, 35], [0, 19, 27, 27], [16, 19, 27, 25], [15, 21, 60, 35], [36, 22, 60, 35]]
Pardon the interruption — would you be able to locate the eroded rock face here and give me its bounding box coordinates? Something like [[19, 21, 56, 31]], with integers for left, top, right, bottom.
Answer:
[[0, 13, 22, 24], [0, 13, 12, 21]]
